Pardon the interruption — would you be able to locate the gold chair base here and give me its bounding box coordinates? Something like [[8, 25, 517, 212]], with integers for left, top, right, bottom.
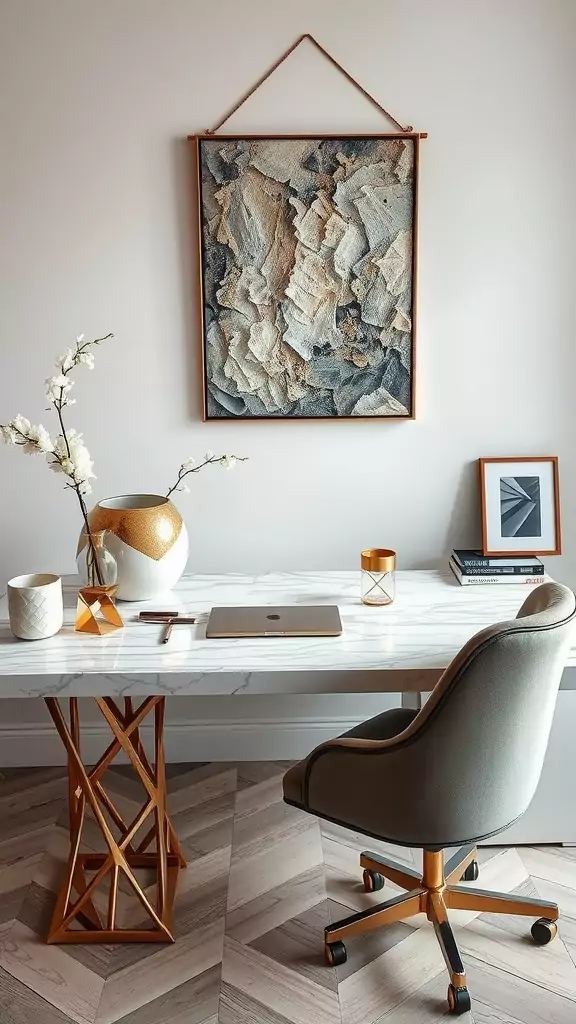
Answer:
[[325, 846, 559, 1005], [44, 696, 186, 944]]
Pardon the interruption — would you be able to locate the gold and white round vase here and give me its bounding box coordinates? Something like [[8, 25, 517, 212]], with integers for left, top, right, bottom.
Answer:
[[83, 495, 189, 601]]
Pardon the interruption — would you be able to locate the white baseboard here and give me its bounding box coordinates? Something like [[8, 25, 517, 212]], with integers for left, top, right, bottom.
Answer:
[[0, 717, 361, 767]]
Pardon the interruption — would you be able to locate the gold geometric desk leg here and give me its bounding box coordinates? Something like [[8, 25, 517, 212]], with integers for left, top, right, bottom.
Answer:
[[44, 695, 186, 944]]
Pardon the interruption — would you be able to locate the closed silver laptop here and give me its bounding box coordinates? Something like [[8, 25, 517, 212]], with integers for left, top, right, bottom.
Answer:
[[206, 605, 342, 638]]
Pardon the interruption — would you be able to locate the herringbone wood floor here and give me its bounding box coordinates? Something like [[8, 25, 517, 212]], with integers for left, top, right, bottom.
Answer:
[[0, 763, 575, 1023]]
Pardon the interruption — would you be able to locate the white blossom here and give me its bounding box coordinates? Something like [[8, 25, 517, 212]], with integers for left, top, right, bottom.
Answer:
[[71, 446, 95, 481], [1, 424, 17, 444], [21, 423, 54, 454], [48, 374, 72, 390], [48, 431, 95, 487], [12, 414, 31, 435], [204, 450, 214, 460], [220, 454, 236, 470], [2, 332, 113, 519], [57, 348, 75, 373], [49, 456, 71, 475], [182, 456, 196, 471], [45, 374, 75, 404], [178, 483, 191, 494], [35, 424, 54, 452], [54, 433, 71, 459]]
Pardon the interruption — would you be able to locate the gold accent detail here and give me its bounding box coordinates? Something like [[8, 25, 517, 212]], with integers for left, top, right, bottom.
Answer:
[[324, 846, 560, 1000], [360, 853, 418, 892], [361, 548, 396, 572], [75, 586, 124, 635], [88, 498, 183, 561], [43, 696, 186, 943], [446, 887, 560, 920], [327, 889, 425, 944], [422, 849, 445, 891]]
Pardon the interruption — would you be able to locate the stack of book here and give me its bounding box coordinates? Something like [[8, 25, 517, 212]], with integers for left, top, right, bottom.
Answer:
[[449, 550, 546, 586]]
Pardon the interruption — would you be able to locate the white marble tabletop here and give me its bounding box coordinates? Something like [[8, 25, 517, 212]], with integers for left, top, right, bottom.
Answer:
[[0, 570, 574, 699]]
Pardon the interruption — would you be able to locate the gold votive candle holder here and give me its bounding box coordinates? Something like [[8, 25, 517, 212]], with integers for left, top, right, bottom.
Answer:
[[361, 549, 396, 606], [75, 585, 124, 635]]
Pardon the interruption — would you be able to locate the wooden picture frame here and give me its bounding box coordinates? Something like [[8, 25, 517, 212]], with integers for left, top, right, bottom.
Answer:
[[479, 457, 562, 557], [191, 133, 419, 421]]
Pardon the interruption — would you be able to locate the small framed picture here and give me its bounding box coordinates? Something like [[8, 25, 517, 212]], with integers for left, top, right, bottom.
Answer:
[[479, 457, 562, 556]]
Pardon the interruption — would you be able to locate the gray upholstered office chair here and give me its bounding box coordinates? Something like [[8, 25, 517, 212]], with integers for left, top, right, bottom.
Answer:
[[283, 582, 576, 1016]]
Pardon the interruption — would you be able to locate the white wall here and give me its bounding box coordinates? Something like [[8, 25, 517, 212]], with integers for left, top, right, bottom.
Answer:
[[1, 0, 575, 757]]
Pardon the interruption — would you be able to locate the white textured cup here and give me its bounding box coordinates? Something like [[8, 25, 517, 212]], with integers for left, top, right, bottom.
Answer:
[[7, 573, 63, 641]]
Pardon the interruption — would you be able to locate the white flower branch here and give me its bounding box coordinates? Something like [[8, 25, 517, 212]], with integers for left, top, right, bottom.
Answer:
[[1, 332, 113, 586], [166, 451, 248, 498]]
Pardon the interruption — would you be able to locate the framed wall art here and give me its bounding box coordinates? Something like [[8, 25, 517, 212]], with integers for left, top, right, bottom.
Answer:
[[193, 133, 419, 420], [479, 457, 562, 556]]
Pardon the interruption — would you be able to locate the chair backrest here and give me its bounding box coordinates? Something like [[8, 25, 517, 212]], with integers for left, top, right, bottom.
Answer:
[[305, 582, 575, 849], [397, 581, 576, 845]]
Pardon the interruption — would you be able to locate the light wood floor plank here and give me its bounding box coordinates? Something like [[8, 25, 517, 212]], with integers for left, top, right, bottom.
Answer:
[[337, 928, 445, 1024], [95, 918, 225, 1024], [459, 912, 576, 1000], [0, 964, 76, 1024], [471, 1002, 523, 1023], [227, 824, 323, 913], [372, 969, 468, 1022], [0, 854, 43, 896], [231, 800, 314, 862], [250, 899, 337, 992], [226, 864, 326, 944], [0, 920, 104, 1024], [222, 935, 341, 1024], [167, 767, 237, 816], [219, 980, 294, 1024], [520, 847, 576, 890], [463, 954, 576, 1023], [105, 963, 220, 1024], [233, 774, 285, 820]]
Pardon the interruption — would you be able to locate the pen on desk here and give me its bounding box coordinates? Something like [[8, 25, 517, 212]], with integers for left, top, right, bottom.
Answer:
[[139, 611, 180, 621], [161, 616, 196, 644], [162, 620, 175, 644]]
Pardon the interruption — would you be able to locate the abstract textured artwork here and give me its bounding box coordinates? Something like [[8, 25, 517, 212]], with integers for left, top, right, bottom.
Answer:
[[196, 134, 418, 419]]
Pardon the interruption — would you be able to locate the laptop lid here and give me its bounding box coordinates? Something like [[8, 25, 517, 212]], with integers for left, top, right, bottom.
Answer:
[[206, 605, 342, 638]]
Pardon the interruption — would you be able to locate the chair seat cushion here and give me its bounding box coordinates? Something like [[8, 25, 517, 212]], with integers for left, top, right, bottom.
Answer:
[[283, 706, 418, 808]]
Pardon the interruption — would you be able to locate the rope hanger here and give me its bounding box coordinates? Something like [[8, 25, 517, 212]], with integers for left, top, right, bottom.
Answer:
[[205, 33, 426, 137]]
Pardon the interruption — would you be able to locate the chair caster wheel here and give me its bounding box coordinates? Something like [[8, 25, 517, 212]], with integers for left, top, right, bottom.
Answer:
[[363, 868, 385, 893], [325, 940, 347, 966], [531, 918, 558, 945], [461, 860, 479, 882], [447, 984, 471, 1014]]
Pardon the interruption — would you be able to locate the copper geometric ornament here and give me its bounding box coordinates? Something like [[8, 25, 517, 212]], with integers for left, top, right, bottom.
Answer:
[[43, 696, 186, 943], [75, 585, 124, 634]]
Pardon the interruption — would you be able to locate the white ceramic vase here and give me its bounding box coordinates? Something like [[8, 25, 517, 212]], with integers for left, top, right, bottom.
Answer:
[[7, 573, 63, 640], [84, 495, 189, 601]]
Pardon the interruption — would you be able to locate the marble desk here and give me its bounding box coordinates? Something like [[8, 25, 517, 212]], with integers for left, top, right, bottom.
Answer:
[[2, 570, 574, 698], [1, 570, 575, 944]]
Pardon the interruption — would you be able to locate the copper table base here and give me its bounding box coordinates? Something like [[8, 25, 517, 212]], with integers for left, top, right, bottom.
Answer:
[[44, 696, 186, 944]]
